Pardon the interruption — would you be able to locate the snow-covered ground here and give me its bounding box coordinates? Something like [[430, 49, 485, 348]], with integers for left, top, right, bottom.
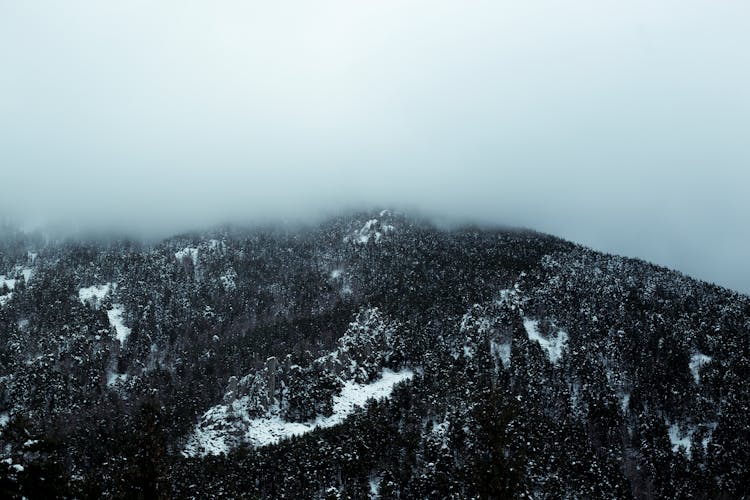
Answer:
[[668, 421, 718, 459], [107, 306, 131, 344], [1, 268, 34, 306], [107, 372, 129, 387], [345, 219, 395, 245], [2, 273, 23, 290], [490, 340, 512, 369], [689, 353, 712, 384], [175, 247, 199, 266], [523, 319, 568, 364], [78, 284, 130, 344], [668, 424, 693, 458], [184, 368, 414, 457], [79, 283, 112, 308]]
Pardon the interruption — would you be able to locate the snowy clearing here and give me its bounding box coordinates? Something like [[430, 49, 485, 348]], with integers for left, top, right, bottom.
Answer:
[[184, 368, 414, 457], [668, 424, 693, 458], [107, 306, 131, 344], [491, 340, 512, 369], [107, 372, 129, 387], [1, 275, 17, 291], [175, 247, 199, 266], [668, 422, 718, 459], [523, 319, 568, 364], [1, 269, 34, 306], [79, 284, 130, 343], [78, 283, 112, 308]]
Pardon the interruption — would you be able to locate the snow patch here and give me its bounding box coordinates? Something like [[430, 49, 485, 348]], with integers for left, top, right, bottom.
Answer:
[[1, 275, 17, 291], [370, 475, 382, 498], [523, 319, 568, 364], [689, 353, 712, 384], [1, 269, 33, 306], [79, 284, 130, 344], [668, 422, 718, 459], [184, 368, 413, 456], [491, 340, 512, 369], [78, 283, 112, 308], [175, 247, 199, 266], [344, 219, 395, 245], [668, 424, 694, 458], [620, 393, 630, 413], [107, 306, 131, 344], [107, 372, 129, 387]]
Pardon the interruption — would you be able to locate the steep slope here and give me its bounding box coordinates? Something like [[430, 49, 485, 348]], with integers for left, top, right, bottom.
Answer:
[[0, 213, 748, 498]]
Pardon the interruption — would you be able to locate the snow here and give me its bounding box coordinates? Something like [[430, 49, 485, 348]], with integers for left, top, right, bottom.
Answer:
[[344, 219, 395, 245], [175, 247, 199, 266], [668, 424, 694, 458], [0, 412, 9, 427], [1, 275, 17, 291], [1, 269, 34, 306], [184, 368, 414, 456], [523, 319, 568, 364], [689, 353, 712, 384], [369, 476, 382, 498], [496, 287, 521, 310], [620, 394, 630, 413], [78, 284, 130, 344], [491, 340, 512, 369], [107, 306, 131, 344], [107, 372, 129, 387], [220, 270, 237, 291], [668, 422, 717, 459], [78, 283, 112, 308]]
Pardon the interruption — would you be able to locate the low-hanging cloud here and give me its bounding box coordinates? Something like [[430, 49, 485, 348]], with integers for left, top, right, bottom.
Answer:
[[1, 0, 749, 293]]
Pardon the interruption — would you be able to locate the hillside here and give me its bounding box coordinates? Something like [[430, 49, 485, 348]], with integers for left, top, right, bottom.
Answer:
[[0, 211, 748, 498]]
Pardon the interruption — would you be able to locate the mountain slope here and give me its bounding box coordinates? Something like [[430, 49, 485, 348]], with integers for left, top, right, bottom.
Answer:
[[0, 212, 748, 498]]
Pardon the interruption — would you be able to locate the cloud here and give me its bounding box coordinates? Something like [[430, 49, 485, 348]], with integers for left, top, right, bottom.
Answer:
[[1, 1, 749, 293]]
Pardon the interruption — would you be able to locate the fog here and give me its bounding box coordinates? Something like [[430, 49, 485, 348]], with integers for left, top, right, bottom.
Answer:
[[1, 1, 748, 293]]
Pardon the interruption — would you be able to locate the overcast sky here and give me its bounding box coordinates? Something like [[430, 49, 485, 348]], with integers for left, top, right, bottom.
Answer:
[[1, 0, 748, 293]]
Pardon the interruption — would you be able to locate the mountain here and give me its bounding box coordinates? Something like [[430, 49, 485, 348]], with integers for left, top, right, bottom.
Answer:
[[0, 211, 748, 498]]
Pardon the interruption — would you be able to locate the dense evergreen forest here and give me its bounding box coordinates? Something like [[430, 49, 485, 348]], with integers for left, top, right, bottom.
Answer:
[[0, 211, 748, 498]]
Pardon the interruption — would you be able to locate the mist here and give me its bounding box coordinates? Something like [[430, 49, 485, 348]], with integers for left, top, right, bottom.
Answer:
[[1, 1, 748, 293]]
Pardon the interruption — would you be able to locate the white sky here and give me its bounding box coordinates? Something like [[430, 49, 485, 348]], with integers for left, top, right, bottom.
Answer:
[[1, 1, 749, 293]]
